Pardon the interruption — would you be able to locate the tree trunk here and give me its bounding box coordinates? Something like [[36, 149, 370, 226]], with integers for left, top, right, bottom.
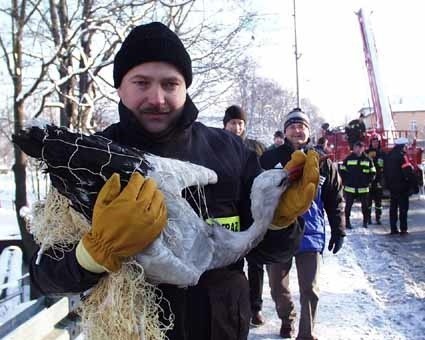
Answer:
[[13, 104, 38, 265]]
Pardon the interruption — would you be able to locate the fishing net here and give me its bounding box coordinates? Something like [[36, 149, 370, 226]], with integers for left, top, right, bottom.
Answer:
[[15, 122, 289, 339]]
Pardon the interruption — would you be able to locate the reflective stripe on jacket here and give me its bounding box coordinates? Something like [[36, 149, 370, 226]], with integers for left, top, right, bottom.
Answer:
[[340, 152, 375, 190]]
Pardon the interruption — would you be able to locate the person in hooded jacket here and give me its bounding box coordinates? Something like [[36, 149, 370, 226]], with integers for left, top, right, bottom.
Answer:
[[257, 108, 346, 340], [28, 22, 319, 340], [365, 133, 386, 224]]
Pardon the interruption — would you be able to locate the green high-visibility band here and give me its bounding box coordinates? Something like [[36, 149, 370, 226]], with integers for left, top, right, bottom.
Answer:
[[206, 215, 241, 232]]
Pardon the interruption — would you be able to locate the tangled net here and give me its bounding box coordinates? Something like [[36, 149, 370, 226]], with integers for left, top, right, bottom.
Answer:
[[17, 123, 290, 339], [30, 186, 173, 340]]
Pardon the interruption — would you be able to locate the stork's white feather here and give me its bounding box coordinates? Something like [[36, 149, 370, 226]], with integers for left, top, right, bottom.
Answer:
[[137, 156, 289, 287]]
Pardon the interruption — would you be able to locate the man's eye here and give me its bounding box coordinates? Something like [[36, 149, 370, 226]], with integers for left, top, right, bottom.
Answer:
[[164, 82, 178, 90], [134, 80, 148, 87]]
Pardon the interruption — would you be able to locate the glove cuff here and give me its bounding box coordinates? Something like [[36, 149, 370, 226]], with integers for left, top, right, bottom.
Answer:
[[76, 240, 108, 273], [268, 223, 291, 230]]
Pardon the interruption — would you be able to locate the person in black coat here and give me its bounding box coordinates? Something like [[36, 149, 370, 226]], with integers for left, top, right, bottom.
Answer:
[[384, 138, 417, 234], [365, 133, 386, 224], [340, 140, 376, 228], [222, 104, 267, 327], [28, 22, 315, 340]]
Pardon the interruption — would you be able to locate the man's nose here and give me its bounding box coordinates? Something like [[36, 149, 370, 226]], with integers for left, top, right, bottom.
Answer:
[[147, 85, 165, 105]]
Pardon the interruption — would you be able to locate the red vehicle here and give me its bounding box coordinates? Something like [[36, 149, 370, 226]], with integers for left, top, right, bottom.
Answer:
[[321, 9, 423, 182]]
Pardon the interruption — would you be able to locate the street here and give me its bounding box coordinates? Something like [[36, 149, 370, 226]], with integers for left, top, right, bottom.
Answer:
[[249, 195, 425, 340]]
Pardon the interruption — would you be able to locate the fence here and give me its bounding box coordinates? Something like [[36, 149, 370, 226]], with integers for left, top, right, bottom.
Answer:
[[0, 295, 82, 339], [0, 245, 82, 339]]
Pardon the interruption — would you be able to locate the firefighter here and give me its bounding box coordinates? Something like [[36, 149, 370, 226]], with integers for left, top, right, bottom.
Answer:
[[340, 140, 376, 228], [366, 133, 385, 224], [345, 113, 366, 150]]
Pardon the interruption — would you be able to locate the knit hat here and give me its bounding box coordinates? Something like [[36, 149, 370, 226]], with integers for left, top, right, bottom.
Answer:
[[283, 108, 310, 131], [113, 22, 192, 88], [223, 105, 247, 126], [274, 130, 284, 138]]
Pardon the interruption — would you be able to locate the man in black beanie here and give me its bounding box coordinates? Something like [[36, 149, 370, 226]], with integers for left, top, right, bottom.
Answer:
[[223, 105, 266, 157], [30, 22, 318, 340], [222, 104, 266, 327]]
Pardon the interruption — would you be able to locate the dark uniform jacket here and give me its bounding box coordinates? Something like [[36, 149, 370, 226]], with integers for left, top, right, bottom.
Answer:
[[248, 141, 345, 263], [384, 145, 418, 195], [29, 96, 262, 340], [366, 144, 385, 188], [340, 152, 376, 194]]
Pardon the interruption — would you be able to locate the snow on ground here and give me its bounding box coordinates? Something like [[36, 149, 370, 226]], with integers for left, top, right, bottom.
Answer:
[[249, 197, 425, 340], [1, 171, 425, 339]]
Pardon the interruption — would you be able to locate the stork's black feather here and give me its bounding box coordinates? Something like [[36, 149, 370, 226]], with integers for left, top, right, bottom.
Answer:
[[13, 125, 153, 221]]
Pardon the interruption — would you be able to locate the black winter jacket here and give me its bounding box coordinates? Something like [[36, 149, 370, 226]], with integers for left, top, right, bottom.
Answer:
[[384, 145, 418, 195], [30, 96, 261, 340], [260, 141, 345, 235], [340, 152, 376, 193], [366, 145, 385, 188]]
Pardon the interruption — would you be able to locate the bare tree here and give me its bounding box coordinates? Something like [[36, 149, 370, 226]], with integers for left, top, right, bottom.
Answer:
[[227, 57, 323, 143], [0, 0, 258, 264], [0, 0, 61, 263]]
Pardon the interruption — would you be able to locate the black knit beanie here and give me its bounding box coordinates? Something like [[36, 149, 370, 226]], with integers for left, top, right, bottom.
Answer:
[[274, 130, 284, 138], [113, 22, 192, 88], [283, 107, 310, 131], [223, 105, 247, 126]]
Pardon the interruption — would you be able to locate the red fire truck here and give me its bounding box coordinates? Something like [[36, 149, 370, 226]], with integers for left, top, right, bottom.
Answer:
[[322, 9, 423, 182]]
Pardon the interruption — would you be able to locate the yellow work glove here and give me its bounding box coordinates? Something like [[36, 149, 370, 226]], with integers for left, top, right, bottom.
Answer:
[[271, 150, 320, 229], [76, 172, 167, 273]]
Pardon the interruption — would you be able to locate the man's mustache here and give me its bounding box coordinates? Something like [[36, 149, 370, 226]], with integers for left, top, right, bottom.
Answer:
[[138, 106, 170, 114]]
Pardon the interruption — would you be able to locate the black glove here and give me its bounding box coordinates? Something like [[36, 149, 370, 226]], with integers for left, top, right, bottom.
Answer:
[[328, 234, 344, 254]]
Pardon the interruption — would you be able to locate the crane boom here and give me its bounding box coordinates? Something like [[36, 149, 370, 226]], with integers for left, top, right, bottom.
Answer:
[[356, 9, 396, 139]]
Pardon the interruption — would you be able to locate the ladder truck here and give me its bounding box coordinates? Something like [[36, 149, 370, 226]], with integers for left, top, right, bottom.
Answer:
[[323, 8, 423, 181]]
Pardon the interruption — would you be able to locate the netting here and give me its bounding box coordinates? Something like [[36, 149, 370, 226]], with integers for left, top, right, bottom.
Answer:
[[15, 123, 290, 339]]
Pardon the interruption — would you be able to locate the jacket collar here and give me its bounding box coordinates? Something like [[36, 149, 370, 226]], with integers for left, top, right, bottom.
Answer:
[[117, 94, 198, 149]]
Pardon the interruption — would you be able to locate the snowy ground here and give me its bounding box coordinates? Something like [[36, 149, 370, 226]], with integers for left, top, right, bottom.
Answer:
[[1, 171, 425, 339], [249, 196, 425, 340]]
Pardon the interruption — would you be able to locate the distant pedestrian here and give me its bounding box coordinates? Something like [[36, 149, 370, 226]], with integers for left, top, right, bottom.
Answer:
[[340, 140, 376, 228], [365, 133, 385, 224], [223, 105, 266, 156], [384, 138, 419, 235], [267, 130, 284, 150], [223, 104, 267, 327], [316, 136, 331, 155]]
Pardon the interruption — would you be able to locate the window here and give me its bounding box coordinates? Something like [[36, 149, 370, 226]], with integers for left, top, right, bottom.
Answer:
[[410, 120, 417, 131]]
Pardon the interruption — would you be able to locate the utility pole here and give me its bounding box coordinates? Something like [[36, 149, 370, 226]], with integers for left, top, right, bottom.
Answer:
[[293, 0, 300, 107]]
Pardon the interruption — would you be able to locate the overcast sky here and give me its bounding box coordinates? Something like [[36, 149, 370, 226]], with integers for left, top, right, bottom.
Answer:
[[249, 0, 425, 127]]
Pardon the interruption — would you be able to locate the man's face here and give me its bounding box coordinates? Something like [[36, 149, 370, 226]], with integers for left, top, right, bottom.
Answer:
[[224, 119, 245, 136], [353, 144, 364, 156], [285, 123, 310, 148], [117, 61, 187, 134], [274, 136, 284, 146]]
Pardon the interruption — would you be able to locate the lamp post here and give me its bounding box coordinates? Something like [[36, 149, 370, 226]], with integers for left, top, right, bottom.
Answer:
[[293, 0, 300, 107]]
